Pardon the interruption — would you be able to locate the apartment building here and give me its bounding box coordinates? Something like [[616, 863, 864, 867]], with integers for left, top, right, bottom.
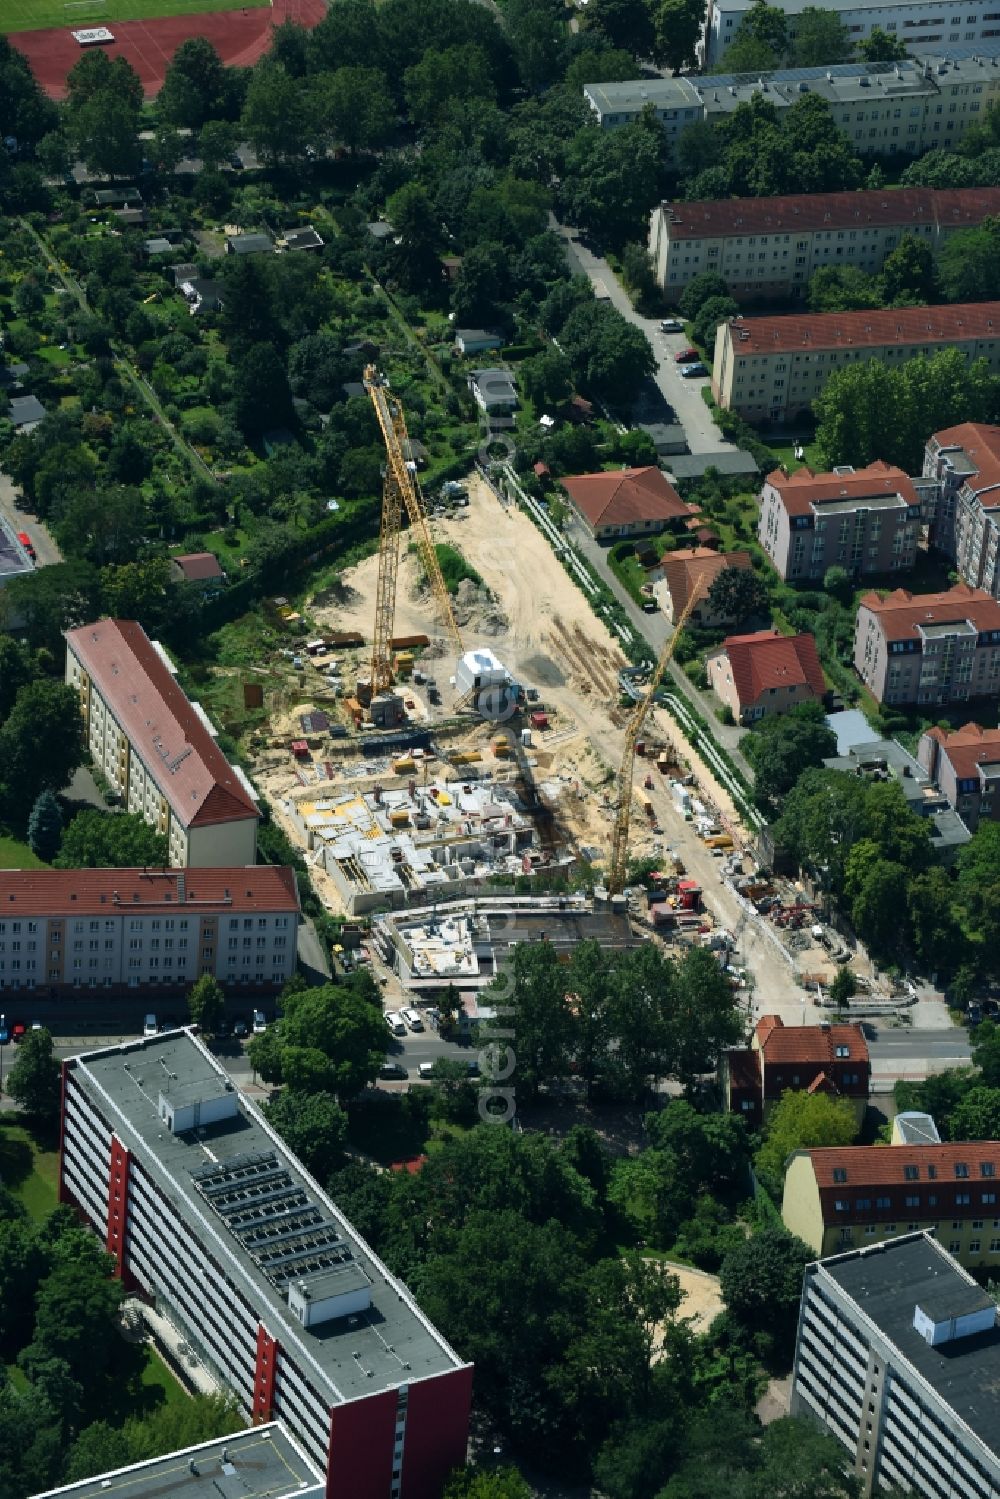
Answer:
[[923, 421, 1000, 591], [792, 1232, 1000, 1498], [585, 48, 1000, 155], [0, 867, 298, 998], [649, 187, 1000, 301], [918, 720, 1000, 829], [706, 0, 1000, 65], [758, 461, 923, 581], [65, 619, 259, 868], [722, 1014, 870, 1125], [707, 629, 826, 722], [783, 1138, 1000, 1268], [712, 301, 1000, 423], [60, 1029, 472, 1499], [853, 582, 1000, 704]]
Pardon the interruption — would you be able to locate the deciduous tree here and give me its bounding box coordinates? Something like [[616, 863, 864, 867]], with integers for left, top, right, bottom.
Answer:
[[6, 1029, 60, 1121], [755, 1090, 858, 1194]]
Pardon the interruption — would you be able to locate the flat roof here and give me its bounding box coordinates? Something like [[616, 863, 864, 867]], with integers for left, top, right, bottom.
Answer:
[[69, 1031, 465, 1405], [32, 1425, 322, 1499], [818, 1234, 1000, 1458]]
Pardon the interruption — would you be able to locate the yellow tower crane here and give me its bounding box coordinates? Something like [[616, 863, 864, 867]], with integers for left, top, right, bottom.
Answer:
[[607, 588, 702, 896], [364, 365, 462, 698]]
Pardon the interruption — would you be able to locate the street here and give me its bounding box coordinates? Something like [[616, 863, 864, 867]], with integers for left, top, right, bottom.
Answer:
[[867, 1027, 972, 1082], [549, 214, 734, 457], [0, 471, 60, 569]]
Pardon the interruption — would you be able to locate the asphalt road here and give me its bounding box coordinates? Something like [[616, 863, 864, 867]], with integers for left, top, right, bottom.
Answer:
[[0, 472, 60, 569]]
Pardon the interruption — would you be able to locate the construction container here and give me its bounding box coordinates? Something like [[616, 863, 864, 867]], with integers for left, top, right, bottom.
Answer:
[[344, 697, 363, 727], [493, 739, 511, 758], [642, 798, 654, 817], [328, 631, 365, 648], [395, 652, 415, 679], [452, 750, 482, 764], [389, 809, 410, 827], [529, 711, 548, 730], [657, 754, 671, 774], [391, 633, 430, 650], [521, 728, 532, 747], [393, 756, 416, 774], [636, 740, 646, 757]]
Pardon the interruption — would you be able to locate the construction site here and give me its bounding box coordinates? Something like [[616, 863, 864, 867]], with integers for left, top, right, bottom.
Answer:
[[218, 371, 887, 1025]]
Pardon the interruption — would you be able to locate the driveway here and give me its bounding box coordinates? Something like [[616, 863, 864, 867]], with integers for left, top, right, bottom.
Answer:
[[0, 471, 61, 569], [549, 215, 736, 458]]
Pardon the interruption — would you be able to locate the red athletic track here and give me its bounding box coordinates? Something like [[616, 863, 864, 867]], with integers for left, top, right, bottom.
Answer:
[[11, 0, 325, 100]]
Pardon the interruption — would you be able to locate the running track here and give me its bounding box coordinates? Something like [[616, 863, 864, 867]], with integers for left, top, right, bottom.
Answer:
[[11, 0, 325, 99]]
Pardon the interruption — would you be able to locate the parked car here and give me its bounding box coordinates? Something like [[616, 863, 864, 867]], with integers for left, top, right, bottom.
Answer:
[[418, 1061, 436, 1079], [379, 1062, 408, 1081], [674, 347, 700, 364], [385, 1011, 406, 1037], [143, 1014, 157, 1038], [252, 1009, 267, 1034], [680, 362, 708, 378], [233, 1019, 248, 1039], [401, 1007, 424, 1032], [660, 318, 682, 332]]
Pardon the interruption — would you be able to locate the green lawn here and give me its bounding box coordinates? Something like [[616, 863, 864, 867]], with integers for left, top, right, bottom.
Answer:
[[0, 836, 46, 871], [0, 0, 266, 32], [0, 1119, 60, 1221]]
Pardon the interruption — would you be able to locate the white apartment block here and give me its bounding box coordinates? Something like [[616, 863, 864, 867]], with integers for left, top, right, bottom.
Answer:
[[649, 186, 1000, 301], [792, 1233, 1000, 1498], [0, 867, 298, 998], [586, 48, 1000, 159], [65, 619, 259, 868], [706, 0, 1000, 68]]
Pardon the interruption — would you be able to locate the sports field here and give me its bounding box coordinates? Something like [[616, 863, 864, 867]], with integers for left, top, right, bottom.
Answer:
[[0, 0, 267, 34]]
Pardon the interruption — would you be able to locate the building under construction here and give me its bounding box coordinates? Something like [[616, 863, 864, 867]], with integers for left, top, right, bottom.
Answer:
[[284, 778, 572, 916]]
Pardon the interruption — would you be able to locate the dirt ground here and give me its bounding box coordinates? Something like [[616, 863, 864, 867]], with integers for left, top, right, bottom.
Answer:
[[652, 1262, 724, 1340]]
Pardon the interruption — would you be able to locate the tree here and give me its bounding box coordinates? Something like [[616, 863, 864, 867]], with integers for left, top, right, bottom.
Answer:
[[972, 1017, 1000, 1086], [948, 1086, 1000, 1141], [652, 0, 703, 71], [519, 348, 573, 410], [403, 43, 496, 126], [858, 26, 907, 60], [715, 0, 788, 71], [159, 37, 227, 127], [26, 791, 62, 864], [562, 47, 637, 93], [719, 1228, 814, 1360], [881, 233, 938, 304], [484, 942, 575, 1100], [938, 217, 1000, 303], [443, 1471, 532, 1499], [558, 301, 657, 403], [678, 271, 730, 323], [322, 66, 395, 152], [755, 1090, 858, 1194], [669, 946, 743, 1084], [451, 241, 511, 326], [691, 294, 739, 352], [241, 61, 309, 163], [807, 264, 883, 312], [561, 115, 665, 247], [907, 867, 963, 978], [589, 0, 656, 57], [55, 810, 167, 869], [187, 974, 226, 1036], [828, 965, 856, 1007], [268, 982, 387, 1099], [744, 703, 838, 811], [65, 53, 142, 178], [385, 182, 445, 297], [6, 1029, 60, 1122], [234, 343, 294, 439], [0, 681, 83, 833], [789, 6, 852, 66], [705, 565, 768, 626], [266, 1089, 347, 1177]]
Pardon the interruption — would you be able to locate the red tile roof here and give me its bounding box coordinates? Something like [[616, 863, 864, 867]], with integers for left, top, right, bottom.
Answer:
[[560, 466, 689, 528], [0, 866, 298, 917], [807, 1141, 1000, 1191], [764, 461, 919, 518], [755, 1015, 869, 1067], [660, 187, 1000, 242], [65, 620, 258, 832], [931, 421, 1000, 503], [723, 301, 1000, 356], [172, 551, 224, 581], [856, 583, 1000, 642], [720, 630, 826, 707], [661, 547, 752, 614], [726, 1048, 761, 1093], [922, 721, 1000, 779]]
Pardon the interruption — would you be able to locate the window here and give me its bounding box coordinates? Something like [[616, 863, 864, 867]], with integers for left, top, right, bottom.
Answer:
[[949, 1239, 961, 1252], [835, 1045, 850, 1058], [970, 1239, 982, 1253], [955, 1162, 970, 1178], [982, 1162, 996, 1177], [876, 1196, 891, 1210], [956, 1193, 971, 1206], [833, 1168, 848, 1184], [905, 1195, 920, 1208], [835, 1199, 849, 1211], [855, 1199, 872, 1210], [973, 1219, 985, 1229], [904, 1165, 919, 1181]]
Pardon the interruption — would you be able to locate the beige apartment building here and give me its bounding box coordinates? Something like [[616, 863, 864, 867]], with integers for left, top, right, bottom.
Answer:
[[0, 866, 298, 998], [853, 582, 1000, 705], [712, 302, 1000, 423], [649, 187, 1000, 302], [918, 720, 1000, 830], [65, 620, 259, 868], [758, 461, 923, 581]]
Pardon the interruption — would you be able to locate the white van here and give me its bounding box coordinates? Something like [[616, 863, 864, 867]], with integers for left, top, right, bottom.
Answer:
[[385, 1011, 406, 1037], [401, 1007, 424, 1032]]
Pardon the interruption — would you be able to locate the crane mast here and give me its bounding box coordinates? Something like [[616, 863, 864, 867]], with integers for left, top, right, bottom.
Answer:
[[365, 366, 462, 698], [607, 588, 702, 896]]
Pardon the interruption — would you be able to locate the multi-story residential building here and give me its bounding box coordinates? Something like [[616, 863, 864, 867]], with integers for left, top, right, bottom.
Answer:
[[783, 1138, 1000, 1268], [923, 421, 1000, 590], [60, 1029, 472, 1499], [918, 720, 1000, 830], [712, 302, 1000, 423], [824, 736, 971, 857], [722, 1015, 871, 1126], [707, 629, 827, 722], [649, 187, 1000, 301], [584, 47, 1000, 152], [758, 461, 924, 581], [705, 0, 1000, 66], [65, 619, 259, 868], [792, 1231, 1000, 1498], [853, 582, 1000, 704], [0, 867, 298, 998]]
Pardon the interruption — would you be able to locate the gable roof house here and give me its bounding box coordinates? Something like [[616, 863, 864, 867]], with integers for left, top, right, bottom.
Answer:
[[560, 466, 690, 540], [707, 629, 826, 723], [658, 547, 753, 625], [722, 1014, 871, 1125]]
